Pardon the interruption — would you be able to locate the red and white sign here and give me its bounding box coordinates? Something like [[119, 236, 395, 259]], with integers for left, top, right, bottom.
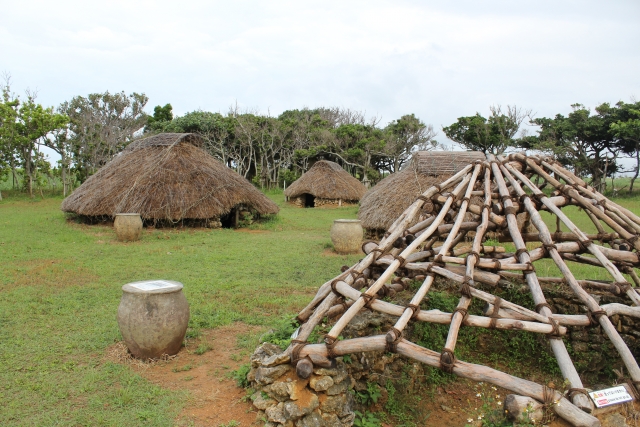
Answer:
[[588, 386, 633, 408]]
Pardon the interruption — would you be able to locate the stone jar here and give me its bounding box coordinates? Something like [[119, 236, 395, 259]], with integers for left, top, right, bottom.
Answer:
[[330, 219, 363, 254], [114, 213, 143, 242], [117, 280, 190, 359]]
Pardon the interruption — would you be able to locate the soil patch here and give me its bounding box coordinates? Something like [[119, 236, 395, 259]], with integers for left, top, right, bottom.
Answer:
[[106, 323, 263, 426]]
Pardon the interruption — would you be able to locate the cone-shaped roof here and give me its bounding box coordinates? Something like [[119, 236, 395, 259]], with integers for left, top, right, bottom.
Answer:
[[61, 133, 279, 220], [284, 160, 366, 201], [285, 153, 640, 426], [359, 151, 485, 231]]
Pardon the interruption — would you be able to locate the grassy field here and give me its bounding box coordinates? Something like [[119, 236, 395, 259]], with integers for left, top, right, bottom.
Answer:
[[0, 190, 361, 426], [0, 187, 639, 426]]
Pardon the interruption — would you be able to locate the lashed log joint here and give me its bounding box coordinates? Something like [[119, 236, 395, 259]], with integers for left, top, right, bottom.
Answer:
[[285, 155, 640, 427]]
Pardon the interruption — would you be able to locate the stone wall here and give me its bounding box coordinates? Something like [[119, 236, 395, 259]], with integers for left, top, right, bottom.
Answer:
[[288, 196, 358, 208], [289, 196, 306, 208]]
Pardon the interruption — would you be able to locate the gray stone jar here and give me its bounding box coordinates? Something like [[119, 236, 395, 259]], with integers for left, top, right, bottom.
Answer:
[[117, 280, 190, 359]]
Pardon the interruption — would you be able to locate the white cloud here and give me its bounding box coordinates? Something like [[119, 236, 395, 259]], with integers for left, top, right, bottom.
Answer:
[[0, 0, 638, 137]]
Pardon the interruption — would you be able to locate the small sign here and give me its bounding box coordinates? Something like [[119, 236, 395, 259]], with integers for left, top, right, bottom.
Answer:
[[589, 386, 633, 408], [130, 280, 178, 291]]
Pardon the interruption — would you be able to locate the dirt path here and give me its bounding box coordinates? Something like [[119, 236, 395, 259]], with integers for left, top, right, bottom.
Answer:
[[108, 323, 261, 426]]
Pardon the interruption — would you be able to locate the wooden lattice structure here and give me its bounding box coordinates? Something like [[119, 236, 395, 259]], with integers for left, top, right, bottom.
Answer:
[[286, 154, 640, 427]]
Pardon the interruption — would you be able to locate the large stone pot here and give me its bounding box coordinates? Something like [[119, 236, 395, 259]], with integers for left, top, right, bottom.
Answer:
[[114, 213, 142, 242], [330, 219, 363, 254], [117, 280, 190, 359]]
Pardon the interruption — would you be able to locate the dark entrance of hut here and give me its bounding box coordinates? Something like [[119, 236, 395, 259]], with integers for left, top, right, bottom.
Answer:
[[220, 207, 241, 228], [303, 193, 315, 208]]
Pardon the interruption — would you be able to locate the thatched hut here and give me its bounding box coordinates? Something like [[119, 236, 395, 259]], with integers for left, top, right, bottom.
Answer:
[[61, 133, 279, 227], [284, 160, 367, 208], [358, 151, 485, 234]]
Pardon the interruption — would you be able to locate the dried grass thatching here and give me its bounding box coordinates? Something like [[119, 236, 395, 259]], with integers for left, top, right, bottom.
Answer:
[[413, 151, 486, 175], [284, 160, 367, 201], [358, 151, 485, 232], [61, 133, 279, 221]]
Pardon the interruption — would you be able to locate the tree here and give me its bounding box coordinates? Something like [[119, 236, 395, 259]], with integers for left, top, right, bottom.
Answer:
[[443, 105, 531, 154], [60, 91, 148, 182], [384, 114, 438, 173], [146, 103, 173, 131], [609, 101, 640, 193], [0, 78, 68, 197], [523, 103, 618, 190]]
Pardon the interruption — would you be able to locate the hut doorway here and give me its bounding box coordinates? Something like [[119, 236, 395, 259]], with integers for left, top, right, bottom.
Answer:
[[303, 193, 315, 208], [220, 208, 240, 228]]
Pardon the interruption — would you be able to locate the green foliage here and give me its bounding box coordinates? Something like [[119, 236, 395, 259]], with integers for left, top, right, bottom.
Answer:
[[194, 342, 212, 355], [355, 382, 382, 405], [259, 315, 300, 349], [146, 103, 173, 129], [60, 91, 148, 183], [464, 384, 511, 427], [230, 364, 251, 388], [443, 106, 527, 154], [353, 411, 382, 427]]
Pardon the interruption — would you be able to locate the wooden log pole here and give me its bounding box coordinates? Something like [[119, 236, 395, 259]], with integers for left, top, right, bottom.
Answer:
[[331, 280, 565, 334], [504, 161, 640, 306], [299, 335, 601, 427], [501, 158, 640, 398], [442, 165, 491, 366], [324, 175, 472, 343], [493, 155, 594, 412]]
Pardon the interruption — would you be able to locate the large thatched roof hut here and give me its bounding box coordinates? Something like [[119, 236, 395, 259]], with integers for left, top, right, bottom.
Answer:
[[284, 160, 367, 208], [61, 133, 279, 227], [358, 151, 485, 233]]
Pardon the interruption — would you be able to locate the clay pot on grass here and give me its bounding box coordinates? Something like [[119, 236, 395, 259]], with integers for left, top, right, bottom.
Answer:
[[114, 213, 142, 241]]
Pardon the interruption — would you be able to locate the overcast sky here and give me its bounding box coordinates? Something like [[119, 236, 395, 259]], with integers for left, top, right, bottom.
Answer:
[[2, 0, 640, 155]]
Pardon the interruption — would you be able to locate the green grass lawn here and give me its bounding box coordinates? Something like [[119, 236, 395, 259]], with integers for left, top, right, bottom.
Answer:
[[1, 187, 639, 426], [0, 190, 361, 426]]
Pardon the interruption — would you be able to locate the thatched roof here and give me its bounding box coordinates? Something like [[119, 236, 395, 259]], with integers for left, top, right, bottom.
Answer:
[[413, 151, 486, 176], [358, 151, 485, 230], [284, 160, 367, 201], [61, 133, 279, 220]]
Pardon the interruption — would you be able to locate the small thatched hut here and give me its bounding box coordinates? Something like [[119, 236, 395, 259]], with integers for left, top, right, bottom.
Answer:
[[61, 133, 279, 227], [284, 160, 367, 208], [358, 151, 485, 234]]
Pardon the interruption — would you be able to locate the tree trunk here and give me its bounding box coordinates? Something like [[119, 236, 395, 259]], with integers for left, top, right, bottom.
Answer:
[[630, 144, 639, 194]]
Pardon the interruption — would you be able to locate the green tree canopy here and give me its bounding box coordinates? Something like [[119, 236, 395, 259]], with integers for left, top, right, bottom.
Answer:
[[443, 105, 530, 155]]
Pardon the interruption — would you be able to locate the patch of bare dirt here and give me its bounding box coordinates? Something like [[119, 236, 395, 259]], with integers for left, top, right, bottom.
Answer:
[[106, 323, 263, 426]]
